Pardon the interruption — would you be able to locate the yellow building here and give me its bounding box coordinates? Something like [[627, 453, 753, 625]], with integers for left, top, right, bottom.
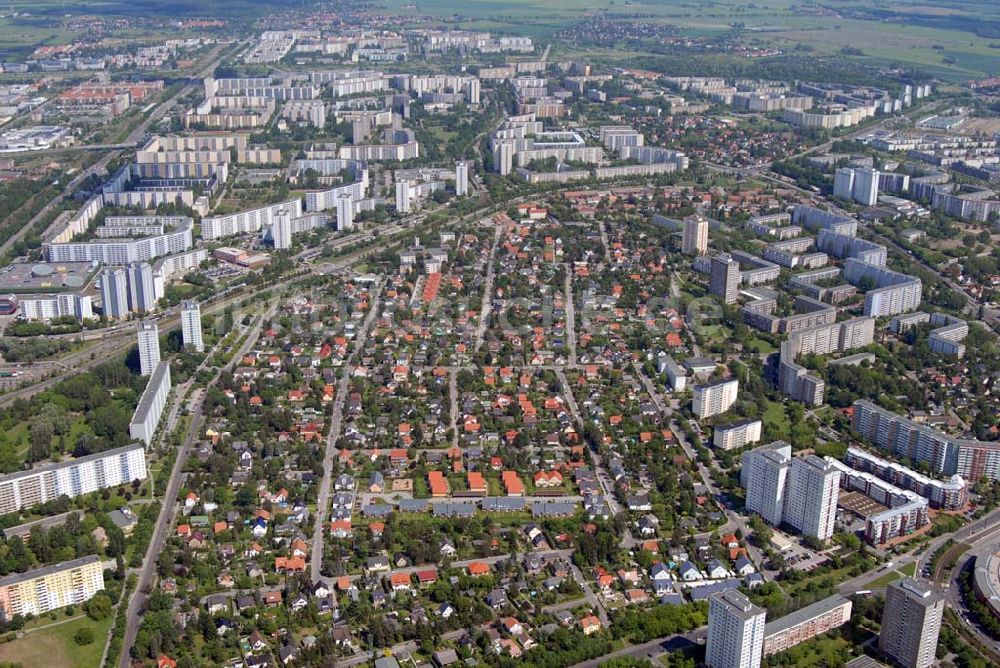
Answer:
[[0, 555, 104, 621]]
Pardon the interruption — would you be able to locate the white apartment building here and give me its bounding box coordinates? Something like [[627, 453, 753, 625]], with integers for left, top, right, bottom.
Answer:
[[710, 255, 741, 304], [127, 261, 157, 314], [129, 361, 171, 445], [706, 590, 766, 668], [742, 441, 792, 527], [271, 208, 292, 250], [783, 455, 840, 540], [455, 160, 469, 196], [137, 321, 161, 376], [682, 215, 709, 256], [0, 444, 147, 515], [714, 419, 763, 451], [201, 199, 303, 240], [100, 267, 129, 319], [880, 579, 944, 668], [693, 378, 739, 419], [46, 221, 193, 265], [335, 193, 354, 230], [396, 179, 412, 213], [181, 300, 204, 352], [18, 293, 93, 322]]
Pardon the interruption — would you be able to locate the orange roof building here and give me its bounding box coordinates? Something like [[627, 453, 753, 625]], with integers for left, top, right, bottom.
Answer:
[[467, 562, 490, 577], [428, 470, 450, 497], [468, 472, 487, 494], [502, 471, 524, 497]]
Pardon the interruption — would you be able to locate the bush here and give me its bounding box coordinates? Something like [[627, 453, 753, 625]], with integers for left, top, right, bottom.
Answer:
[[84, 593, 112, 621], [74, 627, 94, 645]]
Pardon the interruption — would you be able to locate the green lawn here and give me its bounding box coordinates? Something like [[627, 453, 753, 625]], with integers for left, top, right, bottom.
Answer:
[[1, 614, 114, 668], [746, 337, 777, 354], [762, 401, 789, 433], [869, 569, 904, 588], [765, 631, 855, 667]]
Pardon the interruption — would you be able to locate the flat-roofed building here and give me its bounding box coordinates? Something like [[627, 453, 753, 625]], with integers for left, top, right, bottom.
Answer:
[[714, 419, 763, 451], [879, 579, 944, 668], [129, 361, 172, 445], [0, 555, 104, 621], [763, 594, 852, 656], [0, 444, 147, 515]]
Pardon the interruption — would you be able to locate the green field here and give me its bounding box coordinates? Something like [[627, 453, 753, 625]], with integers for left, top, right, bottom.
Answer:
[[376, 0, 1000, 80], [0, 614, 114, 668], [0, 0, 996, 79], [762, 401, 789, 433]]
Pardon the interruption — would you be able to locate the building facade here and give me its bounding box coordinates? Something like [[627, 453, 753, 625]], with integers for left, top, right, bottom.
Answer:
[[879, 579, 944, 668], [0, 444, 147, 515], [706, 590, 766, 668], [0, 555, 105, 622]]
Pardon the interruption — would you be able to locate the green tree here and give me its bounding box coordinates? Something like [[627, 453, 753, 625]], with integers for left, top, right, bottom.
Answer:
[[74, 626, 94, 645]]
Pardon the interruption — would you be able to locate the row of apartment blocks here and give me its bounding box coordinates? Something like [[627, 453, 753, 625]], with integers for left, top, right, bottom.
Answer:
[[852, 399, 1000, 481], [745, 212, 802, 241], [827, 456, 931, 545], [787, 267, 857, 305], [760, 237, 828, 270], [844, 446, 967, 510], [778, 317, 876, 405], [0, 555, 105, 622], [891, 311, 969, 358], [795, 205, 922, 318], [46, 216, 194, 265], [0, 443, 147, 515], [201, 199, 303, 241], [742, 294, 835, 335]]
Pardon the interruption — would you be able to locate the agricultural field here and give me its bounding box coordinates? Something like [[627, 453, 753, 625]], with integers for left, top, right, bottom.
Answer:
[[377, 0, 1000, 81]]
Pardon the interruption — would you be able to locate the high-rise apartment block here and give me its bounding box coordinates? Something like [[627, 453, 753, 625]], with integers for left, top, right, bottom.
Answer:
[[710, 255, 740, 304], [137, 321, 161, 376], [741, 442, 841, 540], [101, 267, 129, 319], [455, 161, 469, 196], [783, 455, 840, 540], [682, 215, 709, 255], [693, 378, 739, 419], [833, 167, 855, 201], [336, 192, 354, 231], [127, 261, 156, 314], [853, 167, 880, 206], [396, 179, 412, 213], [271, 208, 292, 250], [181, 300, 204, 353], [706, 590, 766, 668], [879, 579, 944, 668]]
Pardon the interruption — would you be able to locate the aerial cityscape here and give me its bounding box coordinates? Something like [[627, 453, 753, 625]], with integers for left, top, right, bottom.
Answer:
[[0, 1, 998, 667]]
